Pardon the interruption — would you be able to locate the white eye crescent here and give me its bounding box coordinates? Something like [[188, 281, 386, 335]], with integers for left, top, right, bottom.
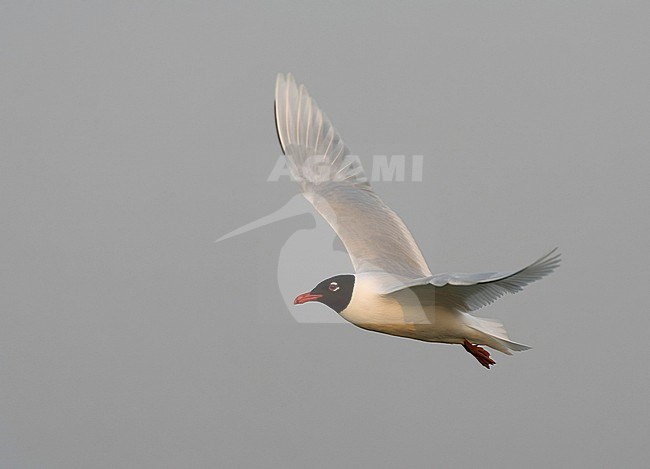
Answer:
[[328, 282, 339, 292]]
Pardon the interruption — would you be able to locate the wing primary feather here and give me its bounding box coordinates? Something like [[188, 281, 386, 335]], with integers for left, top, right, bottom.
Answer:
[[335, 159, 354, 179], [273, 101, 285, 155], [296, 85, 303, 146], [284, 74, 292, 146], [305, 93, 312, 149], [313, 103, 323, 152], [322, 126, 335, 162]]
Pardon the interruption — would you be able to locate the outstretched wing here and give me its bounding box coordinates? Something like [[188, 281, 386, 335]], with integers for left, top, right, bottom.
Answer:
[[404, 249, 561, 312], [274, 73, 431, 280]]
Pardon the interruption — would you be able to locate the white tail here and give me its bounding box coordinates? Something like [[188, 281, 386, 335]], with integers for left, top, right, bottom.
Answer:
[[463, 314, 531, 354]]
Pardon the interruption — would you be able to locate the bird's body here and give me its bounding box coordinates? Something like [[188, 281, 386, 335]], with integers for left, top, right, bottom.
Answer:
[[326, 273, 531, 354], [342, 273, 470, 345], [274, 73, 560, 368]]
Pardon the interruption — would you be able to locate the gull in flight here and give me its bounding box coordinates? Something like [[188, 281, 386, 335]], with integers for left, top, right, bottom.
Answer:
[[275, 73, 560, 368]]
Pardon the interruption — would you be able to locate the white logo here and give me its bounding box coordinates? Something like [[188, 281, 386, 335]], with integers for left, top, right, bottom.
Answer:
[[217, 155, 426, 323], [267, 155, 423, 182]]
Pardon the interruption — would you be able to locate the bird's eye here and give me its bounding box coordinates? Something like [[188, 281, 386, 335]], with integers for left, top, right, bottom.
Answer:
[[328, 282, 339, 292]]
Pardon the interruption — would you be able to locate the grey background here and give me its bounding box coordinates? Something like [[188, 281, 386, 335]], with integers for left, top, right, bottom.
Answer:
[[2, 1, 649, 468]]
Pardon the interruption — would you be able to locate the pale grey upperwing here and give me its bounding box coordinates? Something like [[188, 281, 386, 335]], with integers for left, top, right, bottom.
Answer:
[[401, 249, 561, 312], [274, 73, 432, 281]]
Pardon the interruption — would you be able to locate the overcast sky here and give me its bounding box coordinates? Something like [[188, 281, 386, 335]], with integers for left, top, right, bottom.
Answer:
[[1, 2, 649, 468]]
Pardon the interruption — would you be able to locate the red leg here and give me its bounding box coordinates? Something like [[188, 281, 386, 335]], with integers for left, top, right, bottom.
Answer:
[[462, 339, 496, 369]]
